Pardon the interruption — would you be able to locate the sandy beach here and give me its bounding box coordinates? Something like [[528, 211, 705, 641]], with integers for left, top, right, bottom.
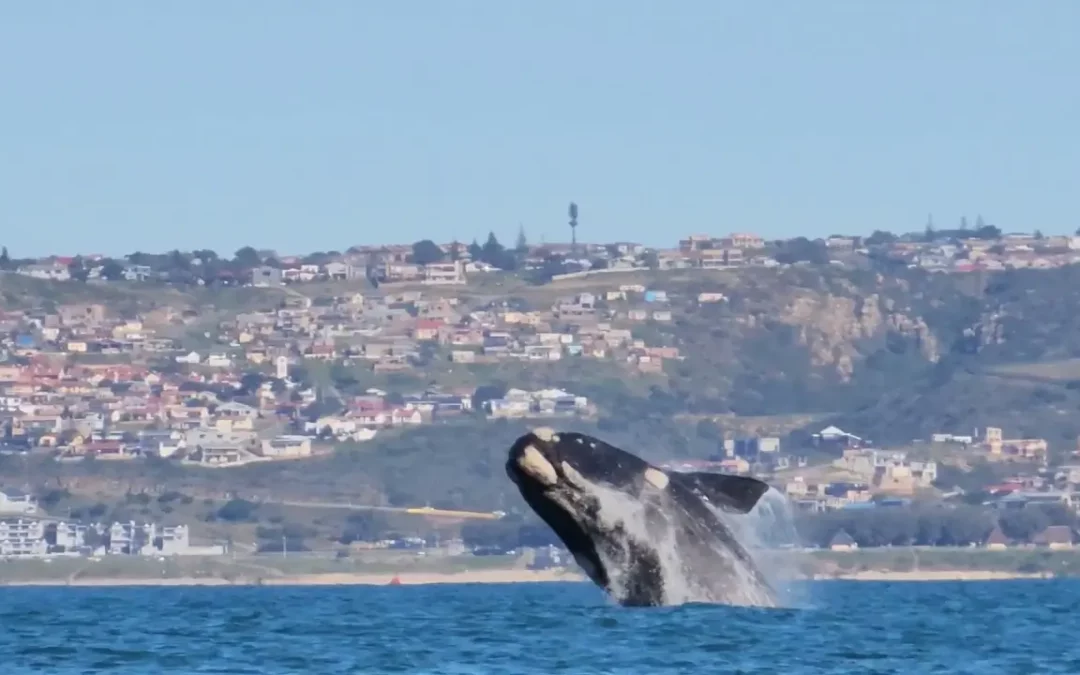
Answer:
[[261, 568, 587, 587], [0, 567, 1063, 588], [0, 568, 589, 588], [820, 569, 1053, 582]]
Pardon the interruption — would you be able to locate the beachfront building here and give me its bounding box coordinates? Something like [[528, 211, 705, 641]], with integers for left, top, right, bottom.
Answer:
[[0, 519, 48, 558]]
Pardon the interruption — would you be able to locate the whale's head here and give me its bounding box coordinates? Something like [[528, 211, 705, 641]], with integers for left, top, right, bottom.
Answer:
[[506, 428, 678, 596]]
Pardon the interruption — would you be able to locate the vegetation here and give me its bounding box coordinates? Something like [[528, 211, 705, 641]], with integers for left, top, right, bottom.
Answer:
[[806, 546, 1080, 577], [14, 237, 1080, 551], [441, 501, 1076, 554], [794, 502, 1078, 549]]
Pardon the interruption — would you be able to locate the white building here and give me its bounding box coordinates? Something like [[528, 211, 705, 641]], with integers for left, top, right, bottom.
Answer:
[[0, 490, 38, 516], [260, 435, 313, 458], [0, 519, 47, 557]]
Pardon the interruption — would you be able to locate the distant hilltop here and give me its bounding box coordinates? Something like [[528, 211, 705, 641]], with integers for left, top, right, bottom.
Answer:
[[3, 220, 1079, 289]]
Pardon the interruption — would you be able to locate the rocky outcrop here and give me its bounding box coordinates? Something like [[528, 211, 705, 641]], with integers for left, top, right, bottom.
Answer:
[[778, 292, 940, 380]]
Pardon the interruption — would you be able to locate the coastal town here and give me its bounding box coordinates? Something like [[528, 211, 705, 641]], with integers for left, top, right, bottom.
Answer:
[[8, 222, 1080, 285], [9, 8, 1076, 674], [1, 225, 1080, 564]]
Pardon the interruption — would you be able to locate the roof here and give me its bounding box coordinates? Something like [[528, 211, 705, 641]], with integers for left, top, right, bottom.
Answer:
[[830, 530, 856, 546], [817, 425, 863, 441], [985, 526, 1009, 546], [1035, 526, 1074, 546]]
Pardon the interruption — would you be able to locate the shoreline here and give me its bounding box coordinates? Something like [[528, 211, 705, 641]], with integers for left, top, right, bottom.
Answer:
[[0, 568, 1065, 588], [816, 569, 1054, 582], [0, 568, 588, 588]]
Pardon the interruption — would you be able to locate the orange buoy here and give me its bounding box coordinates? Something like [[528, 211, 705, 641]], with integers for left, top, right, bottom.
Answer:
[[388, 574, 402, 586]]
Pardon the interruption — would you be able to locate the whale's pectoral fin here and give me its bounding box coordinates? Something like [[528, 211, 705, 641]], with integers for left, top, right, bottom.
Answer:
[[676, 473, 771, 514]]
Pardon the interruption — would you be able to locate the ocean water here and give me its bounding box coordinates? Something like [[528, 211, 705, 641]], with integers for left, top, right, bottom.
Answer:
[[1, 580, 1077, 674]]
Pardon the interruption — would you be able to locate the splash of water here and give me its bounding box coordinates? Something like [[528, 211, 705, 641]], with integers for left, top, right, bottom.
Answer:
[[584, 482, 799, 608], [713, 487, 808, 608]]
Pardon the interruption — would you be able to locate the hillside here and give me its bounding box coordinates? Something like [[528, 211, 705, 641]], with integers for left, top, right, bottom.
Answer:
[[8, 262, 1080, 550]]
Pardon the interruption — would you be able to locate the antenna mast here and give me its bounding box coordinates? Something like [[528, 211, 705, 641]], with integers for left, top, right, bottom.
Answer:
[[568, 202, 578, 256]]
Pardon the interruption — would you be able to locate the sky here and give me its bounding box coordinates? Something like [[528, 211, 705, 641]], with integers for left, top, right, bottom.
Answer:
[[2, 2, 1078, 258]]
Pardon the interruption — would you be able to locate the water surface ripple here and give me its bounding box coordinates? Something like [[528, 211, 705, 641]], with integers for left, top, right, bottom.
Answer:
[[0, 579, 1075, 674]]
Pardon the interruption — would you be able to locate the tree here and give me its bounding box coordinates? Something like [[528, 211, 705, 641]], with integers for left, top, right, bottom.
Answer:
[[515, 225, 528, 253], [479, 232, 519, 270], [1034, 229, 1044, 240], [168, 250, 190, 271], [472, 383, 508, 411], [339, 511, 391, 543], [865, 230, 898, 246], [642, 250, 660, 270], [216, 499, 259, 522], [0, 246, 9, 270], [481, 232, 504, 265], [127, 251, 152, 266], [239, 372, 266, 395], [411, 239, 445, 266], [960, 216, 969, 230], [774, 238, 829, 265], [448, 241, 462, 261], [924, 214, 936, 243], [233, 246, 261, 267], [795, 504, 996, 548], [998, 507, 1050, 542], [67, 256, 89, 282], [192, 249, 218, 264], [467, 239, 483, 261], [99, 260, 125, 281]]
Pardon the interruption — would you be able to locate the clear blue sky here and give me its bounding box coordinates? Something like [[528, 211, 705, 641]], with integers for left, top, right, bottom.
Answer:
[[2, 2, 1077, 258]]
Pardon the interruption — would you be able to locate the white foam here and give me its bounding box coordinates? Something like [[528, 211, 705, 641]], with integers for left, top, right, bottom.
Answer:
[[712, 487, 807, 609], [582, 481, 793, 608]]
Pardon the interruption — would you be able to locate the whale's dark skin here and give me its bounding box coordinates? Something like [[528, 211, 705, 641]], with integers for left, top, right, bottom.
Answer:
[[506, 428, 776, 607]]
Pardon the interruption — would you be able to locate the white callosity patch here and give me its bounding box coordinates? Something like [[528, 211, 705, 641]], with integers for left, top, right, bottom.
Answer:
[[531, 427, 557, 442], [518, 445, 558, 486], [643, 468, 669, 490]]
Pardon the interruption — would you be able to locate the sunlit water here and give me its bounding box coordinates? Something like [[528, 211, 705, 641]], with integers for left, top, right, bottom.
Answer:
[[2, 580, 1078, 673]]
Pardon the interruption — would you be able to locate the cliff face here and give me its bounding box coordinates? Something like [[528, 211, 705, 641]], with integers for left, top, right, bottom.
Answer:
[[778, 291, 939, 381], [634, 265, 1078, 448], [665, 266, 964, 417], [713, 264, 1080, 446]]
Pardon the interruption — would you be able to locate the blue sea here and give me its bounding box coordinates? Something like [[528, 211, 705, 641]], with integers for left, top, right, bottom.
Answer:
[[0, 580, 1075, 674]]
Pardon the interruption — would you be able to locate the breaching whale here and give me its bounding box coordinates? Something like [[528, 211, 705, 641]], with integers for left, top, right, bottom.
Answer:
[[506, 428, 777, 607]]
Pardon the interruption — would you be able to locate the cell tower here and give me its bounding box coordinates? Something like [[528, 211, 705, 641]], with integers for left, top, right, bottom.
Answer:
[[568, 202, 579, 256]]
